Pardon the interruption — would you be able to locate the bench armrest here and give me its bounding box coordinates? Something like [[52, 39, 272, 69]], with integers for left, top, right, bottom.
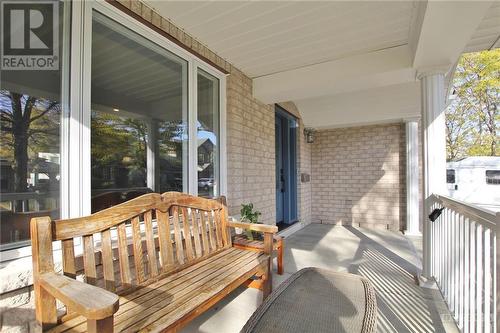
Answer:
[[39, 272, 119, 320], [228, 220, 278, 234]]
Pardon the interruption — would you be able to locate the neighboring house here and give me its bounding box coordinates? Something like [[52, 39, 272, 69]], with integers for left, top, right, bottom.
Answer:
[[198, 138, 215, 178], [447, 156, 500, 211]]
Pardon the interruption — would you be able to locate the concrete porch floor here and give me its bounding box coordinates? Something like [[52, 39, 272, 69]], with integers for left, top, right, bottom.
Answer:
[[183, 224, 458, 333]]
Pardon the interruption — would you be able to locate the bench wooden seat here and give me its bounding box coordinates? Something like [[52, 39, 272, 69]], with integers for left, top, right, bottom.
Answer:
[[31, 192, 277, 333]]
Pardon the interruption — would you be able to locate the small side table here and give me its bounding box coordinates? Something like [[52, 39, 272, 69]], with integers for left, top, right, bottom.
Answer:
[[232, 234, 284, 275]]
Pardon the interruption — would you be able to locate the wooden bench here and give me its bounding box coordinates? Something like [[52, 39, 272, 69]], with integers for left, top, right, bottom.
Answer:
[[30, 192, 277, 332]]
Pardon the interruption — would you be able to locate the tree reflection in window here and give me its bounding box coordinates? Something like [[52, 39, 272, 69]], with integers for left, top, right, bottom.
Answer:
[[0, 91, 60, 200], [0, 90, 61, 248]]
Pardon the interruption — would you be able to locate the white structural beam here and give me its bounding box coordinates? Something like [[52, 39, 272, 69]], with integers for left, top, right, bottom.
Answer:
[[405, 119, 420, 236], [295, 82, 420, 129], [253, 45, 415, 104], [420, 71, 447, 278], [412, 1, 493, 71]]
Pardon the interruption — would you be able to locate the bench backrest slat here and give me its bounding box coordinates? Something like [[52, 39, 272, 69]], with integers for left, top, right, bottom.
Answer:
[[191, 210, 203, 258], [83, 234, 97, 285], [156, 209, 174, 269], [207, 211, 217, 251], [131, 215, 146, 283], [144, 210, 159, 278], [101, 229, 115, 292], [62, 239, 76, 279], [181, 207, 195, 261], [214, 210, 223, 249], [117, 223, 131, 285], [199, 210, 210, 255], [172, 206, 185, 265]]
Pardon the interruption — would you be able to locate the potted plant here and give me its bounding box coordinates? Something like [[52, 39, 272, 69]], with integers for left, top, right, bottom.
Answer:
[[240, 203, 262, 240]]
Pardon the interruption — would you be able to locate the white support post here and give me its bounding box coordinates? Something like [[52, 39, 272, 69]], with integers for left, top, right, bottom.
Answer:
[[405, 119, 420, 236], [495, 212, 499, 333], [146, 120, 159, 192], [419, 69, 448, 278]]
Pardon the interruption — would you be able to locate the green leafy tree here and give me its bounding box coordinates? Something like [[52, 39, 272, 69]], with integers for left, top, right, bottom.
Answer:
[[446, 49, 499, 160]]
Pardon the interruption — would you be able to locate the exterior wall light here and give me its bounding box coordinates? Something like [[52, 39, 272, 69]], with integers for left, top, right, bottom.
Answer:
[[304, 128, 315, 143]]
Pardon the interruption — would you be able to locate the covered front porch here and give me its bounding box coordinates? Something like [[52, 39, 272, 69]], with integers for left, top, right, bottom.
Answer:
[[0, 0, 498, 332]]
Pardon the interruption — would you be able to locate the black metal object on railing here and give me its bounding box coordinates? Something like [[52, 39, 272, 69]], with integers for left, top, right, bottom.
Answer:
[[428, 207, 444, 222]]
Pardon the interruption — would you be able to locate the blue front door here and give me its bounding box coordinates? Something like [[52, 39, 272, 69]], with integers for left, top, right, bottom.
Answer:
[[275, 117, 284, 223], [275, 106, 297, 225]]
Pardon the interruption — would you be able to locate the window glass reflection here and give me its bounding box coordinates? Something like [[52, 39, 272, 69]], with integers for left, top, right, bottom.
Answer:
[[91, 12, 188, 212], [0, 1, 67, 250], [197, 69, 219, 198]]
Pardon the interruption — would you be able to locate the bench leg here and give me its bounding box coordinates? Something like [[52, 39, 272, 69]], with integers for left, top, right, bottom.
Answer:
[[88, 316, 113, 333], [34, 283, 57, 330], [262, 258, 272, 299], [277, 240, 284, 275]]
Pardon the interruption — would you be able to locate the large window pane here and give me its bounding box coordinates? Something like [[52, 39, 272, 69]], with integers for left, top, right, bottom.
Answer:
[[0, 2, 67, 250], [197, 69, 219, 197], [91, 12, 187, 212]]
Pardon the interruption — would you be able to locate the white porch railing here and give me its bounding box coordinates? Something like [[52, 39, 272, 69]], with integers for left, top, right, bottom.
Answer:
[[428, 194, 498, 333]]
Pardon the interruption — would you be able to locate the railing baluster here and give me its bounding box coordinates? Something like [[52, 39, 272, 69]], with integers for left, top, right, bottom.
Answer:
[[494, 223, 498, 333], [442, 209, 449, 296], [484, 227, 491, 333], [458, 213, 464, 329], [464, 217, 470, 333], [440, 206, 444, 286], [454, 211, 459, 320], [476, 223, 483, 333], [431, 205, 435, 277], [470, 221, 476, 333], [447, 208, 452, 304], [450, 211, 457, 314]]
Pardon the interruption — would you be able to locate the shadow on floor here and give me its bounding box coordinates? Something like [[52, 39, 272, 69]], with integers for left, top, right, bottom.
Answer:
[[344, 226, 455, 333]]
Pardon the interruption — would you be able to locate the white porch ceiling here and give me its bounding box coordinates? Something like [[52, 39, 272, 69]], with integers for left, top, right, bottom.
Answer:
[[465, 1, 500, 53], [147, 1, 416, 78]]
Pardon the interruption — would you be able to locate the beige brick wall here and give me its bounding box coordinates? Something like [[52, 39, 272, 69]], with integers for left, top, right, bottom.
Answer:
[[226, 70, 276, 224], [311, 123, 406, 230]]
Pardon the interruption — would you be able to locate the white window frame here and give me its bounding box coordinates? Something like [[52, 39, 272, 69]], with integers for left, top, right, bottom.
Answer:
[[0, 0, 227, 262]]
